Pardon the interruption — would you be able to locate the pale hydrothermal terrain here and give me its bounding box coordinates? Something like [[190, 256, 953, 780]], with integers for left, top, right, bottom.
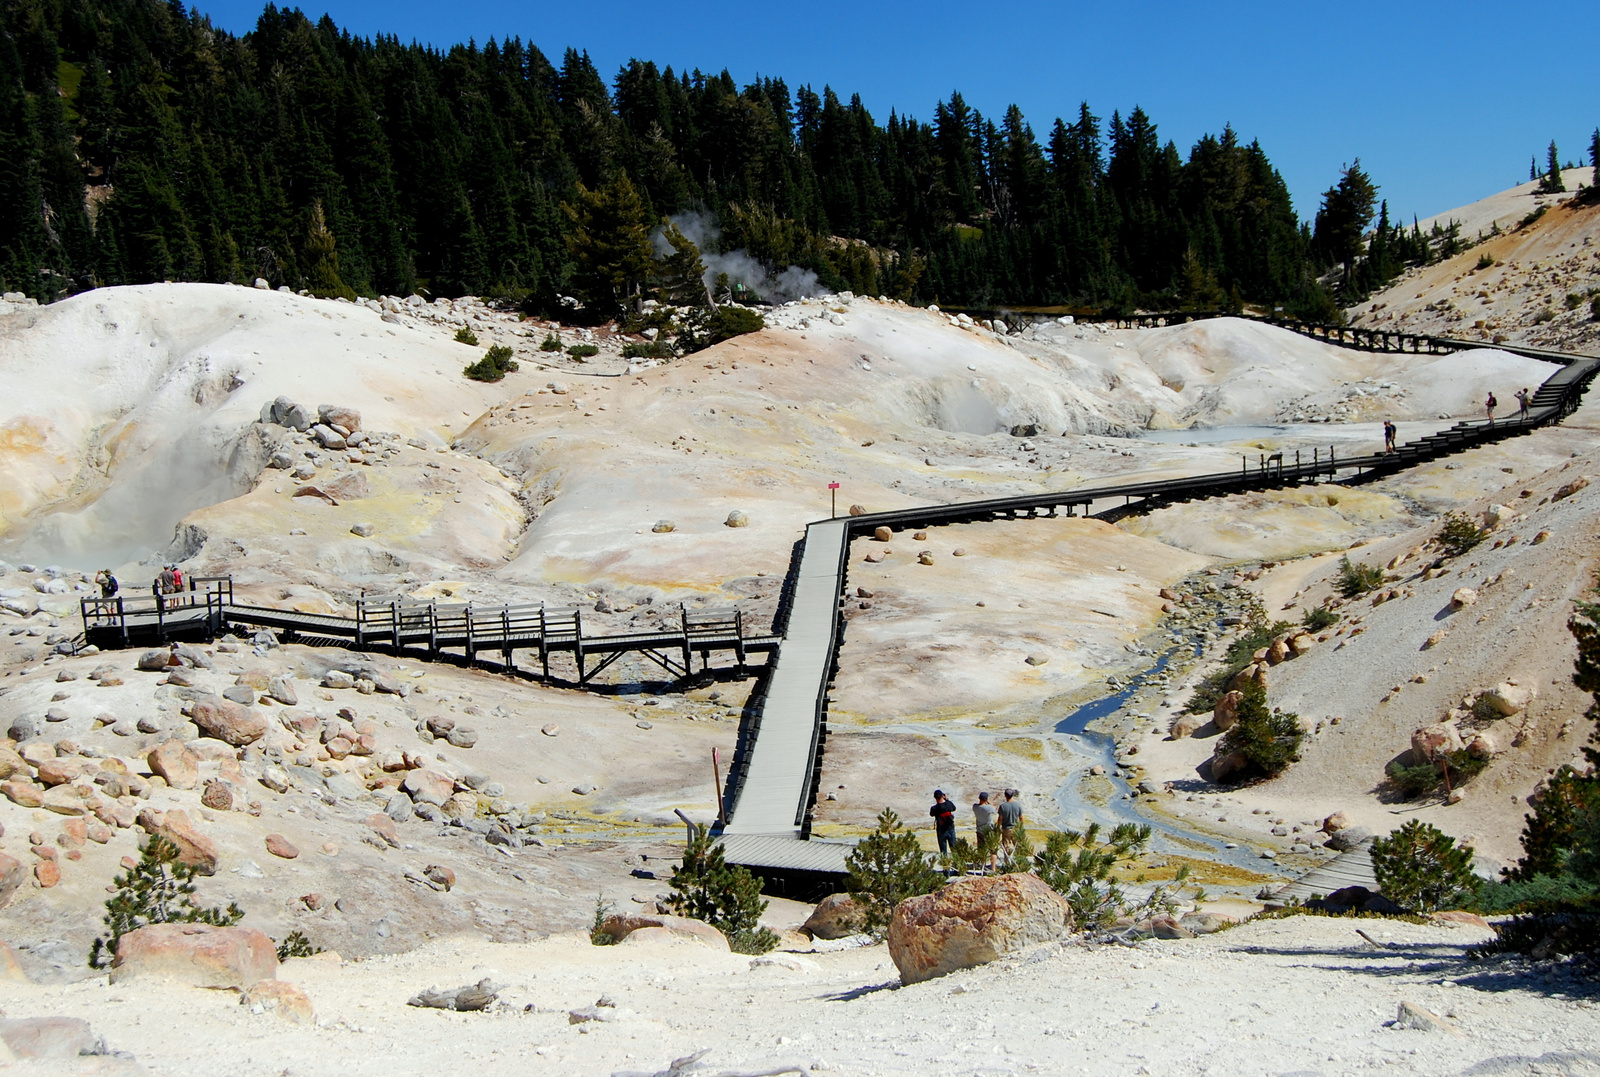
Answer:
[[0, 176, 1598, 1075], [1351, 169, 1600, 354]]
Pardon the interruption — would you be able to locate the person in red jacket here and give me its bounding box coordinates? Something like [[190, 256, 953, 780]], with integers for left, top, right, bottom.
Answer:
[[929, 790, 956, 857]]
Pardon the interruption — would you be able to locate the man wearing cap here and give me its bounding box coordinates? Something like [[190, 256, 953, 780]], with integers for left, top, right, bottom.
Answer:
[[998, 789, 1023, 864], [929, 789, 956, 857]]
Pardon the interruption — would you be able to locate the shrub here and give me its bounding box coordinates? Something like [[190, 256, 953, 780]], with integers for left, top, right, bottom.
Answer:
[[1592, 296, 1600, 322], [1517, 205, 1548, 231], [1301, 605, 1339, 631], [1184, 609, 1292, 714], [539, 333, 562, 352], [665, 825, 778, 955], [1335, 555, 1383, 598], [674, 305, 767, 355], [621, 340, 673, 359], [463, 344, 519, 382], [275, 929, 323, 961], [567, 343, 599, 359], [845, 808, 945, 935], [589, 893, 617, 945], [1032, 823, 1158, 928], [453, 325, 479, 345], [1567, 292, 1585, 311], [1216, 682, 1302, 782], [1534, 308, 1555, 325], [89, 835, 244, 968], [1476, 253, 1496, 270], [1437, 511, 1486, 557], [1371, 820, 1478, 912], [1386, 748, 1489, 798], [1472, 872, 1598, 914]]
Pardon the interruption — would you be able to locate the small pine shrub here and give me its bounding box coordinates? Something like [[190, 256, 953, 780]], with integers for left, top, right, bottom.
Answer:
[[1301, 605, 1338, 631], [453, 325, 479, 345], [845, 808, 945, 935], [567, 343, 599, 359], [1386, 749, 1489, 798], [665, 826, 779, 955], [1184, 609, 1292, 714], [1472, 873, 1598, 914], [1032, 822, 1155, 928], [589, 893, 617, 945], [1437, 511, 1486, 557], [539, 333, 562, 352], [1476, 253, 1495, 270], [1370, 820, 1478, 912], [275, 929, 323, 961], [89, 836, 244, 968], [1567, 293, 1585, 311], [621, 340, 672, 359], [463, 344, 519, 382], [1591, 296, 1600, 322], [1534, 308, 1555, 325], [1216, 682, 1302, 782], [1335, 555, 1383, 598]]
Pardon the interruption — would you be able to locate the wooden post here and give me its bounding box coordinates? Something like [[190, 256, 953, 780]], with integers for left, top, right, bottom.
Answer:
[[712, 747, 726, 825]]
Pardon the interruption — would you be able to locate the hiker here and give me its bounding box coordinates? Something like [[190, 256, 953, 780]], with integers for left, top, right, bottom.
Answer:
[[972, 791, 998, 872], [157, 565, 175, 594], [1516, 387, 1530, 418], [94, 570, 118, 598], [171, 564, 184, 592], [998, 788, 1023, 861], [1486, 392, 1497, 425], [1383, 420, 1397, 454], [929, 789, 956, 857]]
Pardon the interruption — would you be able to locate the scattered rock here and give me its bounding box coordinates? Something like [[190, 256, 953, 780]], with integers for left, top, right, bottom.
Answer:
[[139, 809, 219, 874], [200, 780, 234, 811], [0, 1016, 98, 1059], [1324, 826, 1373, 852], [887, 873, 1073, 985], [1553, 476, 1589, 501], [241, 979, 315, 1024], [802, 894, 867, 940], [110, 924, 278, 989], [724, 510, 749, 528], [598, 913, 730, 950], [1322, 811, 1353, 833], [1023, 653, 1048, 666], [33, 860, 60, 888], [1212, 690, 1244, 731], [651, 520, 675, 533], [424, 864, 455, 892], [402, 769, 454, 807], [191, 697, 268, 746], [1449, 588, 1477, 610], [1480, 682, 1535, 717], [1411, 723, 1464, 763], [265, 834, 299, 861], [350, 523, 376, 538], [1394, 1001, 1454, 1033], [0, 852, 25, 907], [409, 978, 500, 1011]]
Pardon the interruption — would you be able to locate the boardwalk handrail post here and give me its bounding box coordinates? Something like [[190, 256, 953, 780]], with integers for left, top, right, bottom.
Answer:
[[117, 596, 127, 649], [464, 605, 475, 666]]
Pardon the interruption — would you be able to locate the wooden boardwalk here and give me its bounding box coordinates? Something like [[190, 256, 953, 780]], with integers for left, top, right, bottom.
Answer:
[[712, 319, 1600, 878]]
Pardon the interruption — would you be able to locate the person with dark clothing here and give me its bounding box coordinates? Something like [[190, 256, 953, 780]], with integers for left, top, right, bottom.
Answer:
[[95, 570, 118, 598], [930, 790, 956, 856], [1486, 392, 1497, 425], [1383, 420, 1397, 454], [997, 789, 1023, 861], [1516, 388, 1530, 418]]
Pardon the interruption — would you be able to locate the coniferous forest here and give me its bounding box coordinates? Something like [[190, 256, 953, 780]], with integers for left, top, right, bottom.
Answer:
[[1, 0, 1450, 317]]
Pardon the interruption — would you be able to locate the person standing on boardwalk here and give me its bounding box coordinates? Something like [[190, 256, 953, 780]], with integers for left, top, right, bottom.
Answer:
[[972, 791, 998, 872], [1486, 392, 1497, 425], [997, 788, 1023, 863], [929, 790, 956, 858], [1516, 388, 1530, 418], [1383, 420, 1397, 454]]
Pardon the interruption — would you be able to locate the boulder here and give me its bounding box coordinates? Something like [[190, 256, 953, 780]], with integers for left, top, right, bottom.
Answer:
[[1209, 749, 1248, 783], [0, 746, 26, 779], [724, 510, 749, 528], [140, 809, 219, 874], [1266, 639, 1290, 665], [1466, 731, 1499, 759], [241, 979, 314, 1024], [322, 471, 370, 501], [0, 852, 25, 907], [0, 1017, 98, 1059], [265, 675, 298, 707], [886, 873, 1072, 985], [1307, 885, 1404, 915], [802, 893, 867, 940], [1212, 690, 1244, 731], [1449, 588, 1478, 610], [1288, 633, 1317, 657], [110, 924, 278, 988], [0, 939, 27, 980], [1169, 712, 1207, 739], [317, 405, 362, 433], [190, 698, 267, 746], [36, 756, 87, 786], [41, 785, 92, 816], [137, 649, 174, 672], [597, 913, 730, 950], [1411, 723, 1463, 764], [1324, 826, 1373, 851], [1480, 682, 1535, 717], [1, 780, 45, 807], [873, 526, 893, 542], [310, 424, 347, 450], [201, 780, 234, 811], [1554, 476, 1590, 501], [1321, 811, 1354, 834], [402, 769, 455, 807]]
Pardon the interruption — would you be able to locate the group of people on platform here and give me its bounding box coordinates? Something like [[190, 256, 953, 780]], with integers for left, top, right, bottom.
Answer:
[[1380, 387, 1530, 456]]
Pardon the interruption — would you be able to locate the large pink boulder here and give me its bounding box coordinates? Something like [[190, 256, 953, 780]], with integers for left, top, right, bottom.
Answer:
[[110, 924, 277, 988], [887, 873, 1072, 985], [190, 697, 268, 746], [1411, 722, 1463, 764], [138, 809, 220, 875], [147, 740, 199, 790]]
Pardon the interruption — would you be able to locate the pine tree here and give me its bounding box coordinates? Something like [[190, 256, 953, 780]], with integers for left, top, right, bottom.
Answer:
[[844, 808, 945, 934], [664, 825, 778, 954], [653, 220, 712, 307], [89, 836, 244, 968], [303, 200, 354, 299], [1312, 160, 1378, 288], [1371, 820, 1477, 911], [562, 172, 653, 314], [1539, 140, 1567, 193]]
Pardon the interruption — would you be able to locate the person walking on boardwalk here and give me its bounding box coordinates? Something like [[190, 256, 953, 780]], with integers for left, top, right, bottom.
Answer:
[[997, 788, 1023, 863], [1516, 387, 1530, 419], [1383, 420, 1397, 454], [95, 569, 118, 598], [1486, 392, 1497, 425], [973, 791, 998, 872], [929, 790, 957, 858]]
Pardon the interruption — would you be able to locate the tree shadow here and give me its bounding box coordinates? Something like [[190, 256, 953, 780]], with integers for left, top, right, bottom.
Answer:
[[1220, 937, 1600, 999], [818, 979, 901, 1002]]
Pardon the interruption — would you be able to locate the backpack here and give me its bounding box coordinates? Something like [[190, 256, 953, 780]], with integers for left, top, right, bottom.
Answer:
[[1488, 394, 1497, 408], [105, 575, 118, 596]]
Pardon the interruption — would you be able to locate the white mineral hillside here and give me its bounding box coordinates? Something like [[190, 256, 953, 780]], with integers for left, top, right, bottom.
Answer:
[[1353, 170, 1600, 353]]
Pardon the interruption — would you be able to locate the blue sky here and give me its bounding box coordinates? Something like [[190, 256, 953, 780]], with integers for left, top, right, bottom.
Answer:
[[200, 0, 1597, 223]]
